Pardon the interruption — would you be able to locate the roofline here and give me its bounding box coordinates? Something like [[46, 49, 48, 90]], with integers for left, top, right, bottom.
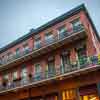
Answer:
[[0, 4, 99, 54], [83, 6, 100, 42]]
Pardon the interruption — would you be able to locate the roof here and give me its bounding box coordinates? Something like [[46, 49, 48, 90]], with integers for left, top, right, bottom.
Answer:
[[0, 4, 99, 54]]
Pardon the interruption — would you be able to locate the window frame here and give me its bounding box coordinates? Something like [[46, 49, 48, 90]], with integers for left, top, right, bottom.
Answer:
[[57, 25, 67, 35]]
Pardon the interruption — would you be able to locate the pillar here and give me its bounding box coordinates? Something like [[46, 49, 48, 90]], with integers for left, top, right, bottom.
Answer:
[[55, 52, 61, 75]]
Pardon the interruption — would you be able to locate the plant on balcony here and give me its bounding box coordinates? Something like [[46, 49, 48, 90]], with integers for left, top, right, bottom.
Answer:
[[70, 61, 77, 70], [98, 54, 100, 65], [90, 56, 98, 65], [78, 56, 87, 67]]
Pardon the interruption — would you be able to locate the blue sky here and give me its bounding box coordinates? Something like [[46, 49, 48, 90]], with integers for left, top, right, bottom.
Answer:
[[0, 0, 100, 48]]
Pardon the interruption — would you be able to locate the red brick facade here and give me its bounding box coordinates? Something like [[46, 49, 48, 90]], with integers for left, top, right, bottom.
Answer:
[[0, 4, 100, 100]]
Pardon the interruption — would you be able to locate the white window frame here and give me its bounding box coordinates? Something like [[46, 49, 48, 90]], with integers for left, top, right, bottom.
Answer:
[[21, 67, 27, 78], [13, 71, 17, 80], [34, 63, 41, 74], [45, 32, 53, 40], [34, 38, 41, 49]]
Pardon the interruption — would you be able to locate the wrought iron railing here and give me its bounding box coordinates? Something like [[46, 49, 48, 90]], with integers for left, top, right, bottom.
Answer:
[[0, 54, 100, 93], [0, 24, 85, 65]]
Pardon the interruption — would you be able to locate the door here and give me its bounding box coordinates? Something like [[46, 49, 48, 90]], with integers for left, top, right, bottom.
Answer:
[[48, 59, 55, 77], [61, 52, 70, 73], [34, 63, 41, 81], [79, 84, 99, 100]]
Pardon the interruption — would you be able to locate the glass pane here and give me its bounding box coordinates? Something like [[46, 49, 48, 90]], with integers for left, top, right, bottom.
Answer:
[[22, 68, 27, 77], [77, 46, 87, 66], [13, 71, 17, 79], [72, 18, 81, 27], [80, 94, 99, 100], [45, 33, 53, 39], [35, 64, 41, 73], [34, 38, 41, 49], [62, 89, 77, 100], [4, 74, 8, 80], [48, 61, 55, 72], [58, 26, 67, 34]]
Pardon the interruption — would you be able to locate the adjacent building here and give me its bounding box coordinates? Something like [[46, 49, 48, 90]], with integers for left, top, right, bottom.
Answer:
[[0, 4, 100, 100]]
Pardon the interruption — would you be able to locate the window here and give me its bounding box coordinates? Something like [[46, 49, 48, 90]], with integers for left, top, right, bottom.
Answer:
[[71, 18, 82, 32], [62, 89, 77, 100], [1, 56, 4, 64], [34, 63, 41, 80], [47, 57, 55, 77], [23, 43, 30, 54], [61, 51, 70, 66], [34, 37, 41, 49], [4, 74, 9, 80], [34, 63, 41, 74], [45, 32, 54, 44], [13, 71, 17, 80], [58, 25, 67, 34], [21, 67, 27, 79], [15, 48, 20, 57], [7, 52, 13, 60], [77, 45, 87, 67], [61, 51, 70, 72], [58, 25, 68, 39], [2, 55, 7, 64]]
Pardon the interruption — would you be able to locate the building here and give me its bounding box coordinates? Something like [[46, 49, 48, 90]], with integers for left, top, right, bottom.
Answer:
[[0, 4, 100, 100]]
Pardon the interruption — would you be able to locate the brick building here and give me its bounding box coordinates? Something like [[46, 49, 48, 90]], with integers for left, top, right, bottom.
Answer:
[[0, 4, 100, 100]]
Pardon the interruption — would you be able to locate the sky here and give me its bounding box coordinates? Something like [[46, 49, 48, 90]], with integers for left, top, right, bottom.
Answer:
[[0, 0, 100, 48]]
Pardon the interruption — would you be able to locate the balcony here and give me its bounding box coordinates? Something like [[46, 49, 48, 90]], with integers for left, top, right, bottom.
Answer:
[[0, 55, 100, 94], [0, 24, 87, 70]]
